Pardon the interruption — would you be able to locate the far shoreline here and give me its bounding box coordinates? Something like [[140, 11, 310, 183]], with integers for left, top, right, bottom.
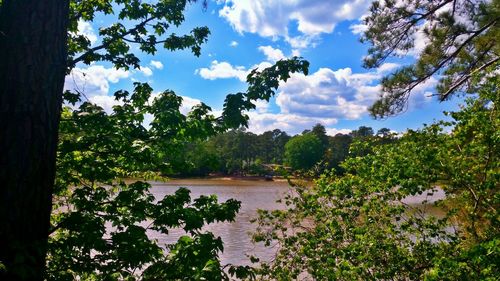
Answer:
[[167, 174, 292, 183]]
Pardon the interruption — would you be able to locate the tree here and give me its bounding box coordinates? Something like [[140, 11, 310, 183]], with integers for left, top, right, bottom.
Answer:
[[311, 123, 329, 152], [376, 127, 392, 137], [48, 85, 243, 280], [363, 0, 499, 117], [284, 133, 323, 171], [350, 126, 374, 138], [253, 76, 499, 280], [256, 129, 291, 164], [0, 0, 309, 279], [326, 133, 353, 174], [0, 1, 70, 280]]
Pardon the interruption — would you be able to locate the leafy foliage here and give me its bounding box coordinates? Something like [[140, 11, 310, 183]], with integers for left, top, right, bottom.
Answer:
[[285, 133, 324, 171], [48, 0, 310, 279], [178, 128, 292, 176], [52, 61, 309, 279], [67, 0, 209, 70], [252, 76, 499, 280], [51, 83, 241, 280], [363, 0, 499, 117]]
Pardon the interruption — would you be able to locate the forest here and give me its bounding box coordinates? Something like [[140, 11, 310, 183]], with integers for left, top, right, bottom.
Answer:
[[0, 0, 498, 280], [164, 124, 394, 177]]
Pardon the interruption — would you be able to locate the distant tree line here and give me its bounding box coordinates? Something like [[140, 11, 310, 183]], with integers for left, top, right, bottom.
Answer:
[[165, 124, 396, 177]]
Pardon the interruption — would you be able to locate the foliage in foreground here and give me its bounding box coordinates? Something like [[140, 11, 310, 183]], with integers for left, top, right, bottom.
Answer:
[[48, 53, 307, 279], [253, 77, 499, 280]]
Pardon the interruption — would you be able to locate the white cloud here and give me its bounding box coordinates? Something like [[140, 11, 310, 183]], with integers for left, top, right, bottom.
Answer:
[[408, 26, 431, 57], [195, 57, 435, 135], [195, 60, 248, 81], [196, 47, 288, 82], [64, 65, 130, 113], [326, 128, 352, 136], [258, 45, 286, 62], [247, 112, 338, 135], [219, 0, 371, 48], [76, 20, 97, 45], [275, 67, 378, 121], [139, 66, 153, 76], [150, 60, 164, 70], [245, 61, 433, 134], [285, 34, 319, 49], [408, 76, 437, 108], [147, 92, 202, 116], [376, 62, 399, 74], [349, 23, 367, 35], [253, 99, 270, 113], [64, 65, 130, 97], [229, 40, 239, 47], [89, 94, 123, 113], [180, 95, 203, 115]]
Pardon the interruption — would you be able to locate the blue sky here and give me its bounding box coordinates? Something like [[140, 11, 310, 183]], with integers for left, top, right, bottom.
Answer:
[[65, 0, 462, 136]]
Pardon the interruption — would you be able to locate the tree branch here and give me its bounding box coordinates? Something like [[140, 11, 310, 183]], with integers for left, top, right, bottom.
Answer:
[[441, 56, 499, 100], [69, 16, 156, 68]]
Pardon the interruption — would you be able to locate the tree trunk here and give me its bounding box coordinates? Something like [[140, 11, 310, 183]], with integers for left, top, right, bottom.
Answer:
[[0, 1, 69, 280]]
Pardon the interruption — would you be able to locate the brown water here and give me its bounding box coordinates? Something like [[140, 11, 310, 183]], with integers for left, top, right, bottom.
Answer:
[[148, 178, 291, 266], [147, 179, 446, 266]]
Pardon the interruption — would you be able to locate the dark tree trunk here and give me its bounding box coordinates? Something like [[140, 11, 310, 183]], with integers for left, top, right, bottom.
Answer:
[[0, 0, 69, 280]]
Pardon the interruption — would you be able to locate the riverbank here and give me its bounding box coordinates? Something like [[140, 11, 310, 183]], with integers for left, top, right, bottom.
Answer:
[[169, 174, 293, 183]]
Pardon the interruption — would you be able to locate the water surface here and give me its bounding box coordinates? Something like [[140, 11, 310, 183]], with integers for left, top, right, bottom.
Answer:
[[147, 179, 446, 266], [148, 178, 291, 266]]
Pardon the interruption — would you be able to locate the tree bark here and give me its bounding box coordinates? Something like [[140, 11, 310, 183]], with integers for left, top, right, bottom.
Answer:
[[0, 1, 69, 280]]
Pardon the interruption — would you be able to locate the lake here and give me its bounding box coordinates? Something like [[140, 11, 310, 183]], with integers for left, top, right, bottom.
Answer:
[[148, 178, 291, 266], [147, 178, 446, 267]]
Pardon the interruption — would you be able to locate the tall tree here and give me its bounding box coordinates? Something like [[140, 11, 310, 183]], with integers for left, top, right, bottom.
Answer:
[[376, 127, 392, 137], [326, 133, 353, 173], [363, 0, 499, 117], [284, 133, 323, 171], [0, 1, 70, 280], [311, 123, 329, 153], [351, 126, 374, 138]]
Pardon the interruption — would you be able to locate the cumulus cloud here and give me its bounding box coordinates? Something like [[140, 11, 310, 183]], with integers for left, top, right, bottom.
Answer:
[[218, 0, 371, 48], [196, 46, 290, 82], [179, 95, 203, 115], [229, 40, 239, 47], [245, 61, 434, 134], [376, 62, 400, 74], [76, 20, 97, 45], [195, 55, 435, 135], [247, 112, 338, 135], [88, 94, 123, 113], [275, 67, 378, 120], [64, 65, 130, 97], [195, 60, 248, 81], [349, 23, 367, 35], [139, 66, 153, 76], [150, 60, 164, 70], [64, 65, 130, 113], [326, 128, 352, 136], [258, 45, 286, 62]]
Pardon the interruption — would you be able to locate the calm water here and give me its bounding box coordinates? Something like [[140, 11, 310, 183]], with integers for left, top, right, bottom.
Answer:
[[148, 178, 291, 266], [147, 179, 446, 266]]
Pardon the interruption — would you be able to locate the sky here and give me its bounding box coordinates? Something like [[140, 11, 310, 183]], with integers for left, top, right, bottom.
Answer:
[[64, 0, 462, 136]]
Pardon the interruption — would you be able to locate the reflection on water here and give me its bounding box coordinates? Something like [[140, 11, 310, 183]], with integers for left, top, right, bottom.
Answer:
[[147, 179, 447, 266], [402, 188, 447, 218], [148, 179, 291, 266]]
